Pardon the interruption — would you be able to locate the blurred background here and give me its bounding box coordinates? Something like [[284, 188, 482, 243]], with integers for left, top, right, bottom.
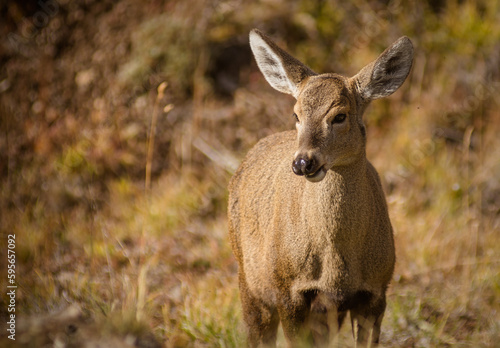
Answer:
[[0, 0, 499, 346]]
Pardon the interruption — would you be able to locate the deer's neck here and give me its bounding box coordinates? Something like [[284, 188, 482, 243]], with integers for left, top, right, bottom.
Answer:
[[326, 154, 368, 190], [306, 154, 370, 230]]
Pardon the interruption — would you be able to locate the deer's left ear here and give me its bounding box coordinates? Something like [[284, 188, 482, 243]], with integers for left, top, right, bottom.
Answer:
[[249, 29, 316, 98], [353, 36, 414, 100]]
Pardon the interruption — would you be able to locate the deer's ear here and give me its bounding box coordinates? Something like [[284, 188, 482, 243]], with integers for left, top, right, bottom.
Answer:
[[354, 36, 414, 100], [249, 29, 316, 98]]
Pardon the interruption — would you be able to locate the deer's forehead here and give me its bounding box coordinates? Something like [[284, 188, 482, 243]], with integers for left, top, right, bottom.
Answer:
[[297, 75, 352, 115]]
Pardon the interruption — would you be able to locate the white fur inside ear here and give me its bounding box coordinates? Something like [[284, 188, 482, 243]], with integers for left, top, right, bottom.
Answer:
[[249, 31, 298, 96]]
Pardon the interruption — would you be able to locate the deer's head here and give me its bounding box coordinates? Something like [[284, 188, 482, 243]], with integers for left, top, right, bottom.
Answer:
[[249, 29, 413, 182]]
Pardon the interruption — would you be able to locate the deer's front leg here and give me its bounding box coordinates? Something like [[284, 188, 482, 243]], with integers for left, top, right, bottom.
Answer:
[[277, 291, 313, 348]]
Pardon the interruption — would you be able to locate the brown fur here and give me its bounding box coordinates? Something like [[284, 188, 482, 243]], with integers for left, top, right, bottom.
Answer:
[[228, 30, 413, 347]]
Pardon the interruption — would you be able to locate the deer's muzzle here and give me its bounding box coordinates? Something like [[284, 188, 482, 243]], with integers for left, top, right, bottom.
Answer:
[[292, 156, 327, 182]]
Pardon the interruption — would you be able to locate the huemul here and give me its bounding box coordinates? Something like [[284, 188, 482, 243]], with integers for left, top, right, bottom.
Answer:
[[228, 29, 413, 347]]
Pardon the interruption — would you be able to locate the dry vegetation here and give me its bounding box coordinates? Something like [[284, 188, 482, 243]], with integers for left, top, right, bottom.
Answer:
[[0, 0, 499, 347]]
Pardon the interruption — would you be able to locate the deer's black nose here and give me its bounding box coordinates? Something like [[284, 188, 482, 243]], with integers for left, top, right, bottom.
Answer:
[[292, 157, 316, 176]]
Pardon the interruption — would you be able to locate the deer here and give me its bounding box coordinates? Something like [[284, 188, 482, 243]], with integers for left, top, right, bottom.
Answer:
[[228, 29, 413, 347]]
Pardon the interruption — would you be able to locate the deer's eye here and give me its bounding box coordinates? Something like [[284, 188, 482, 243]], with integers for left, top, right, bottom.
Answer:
[[293, 113, 299, 122], [332, 113, 346, 124]]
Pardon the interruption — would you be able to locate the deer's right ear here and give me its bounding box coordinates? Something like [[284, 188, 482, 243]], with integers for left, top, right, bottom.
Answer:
[[249, 29, 315, 98]]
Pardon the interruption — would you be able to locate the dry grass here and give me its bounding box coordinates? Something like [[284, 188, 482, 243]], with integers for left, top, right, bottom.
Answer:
[[1, 0, 499, 347]]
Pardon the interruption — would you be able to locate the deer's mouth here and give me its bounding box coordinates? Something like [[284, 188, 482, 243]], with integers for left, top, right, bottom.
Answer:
[[305, 166, 327, 182]]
